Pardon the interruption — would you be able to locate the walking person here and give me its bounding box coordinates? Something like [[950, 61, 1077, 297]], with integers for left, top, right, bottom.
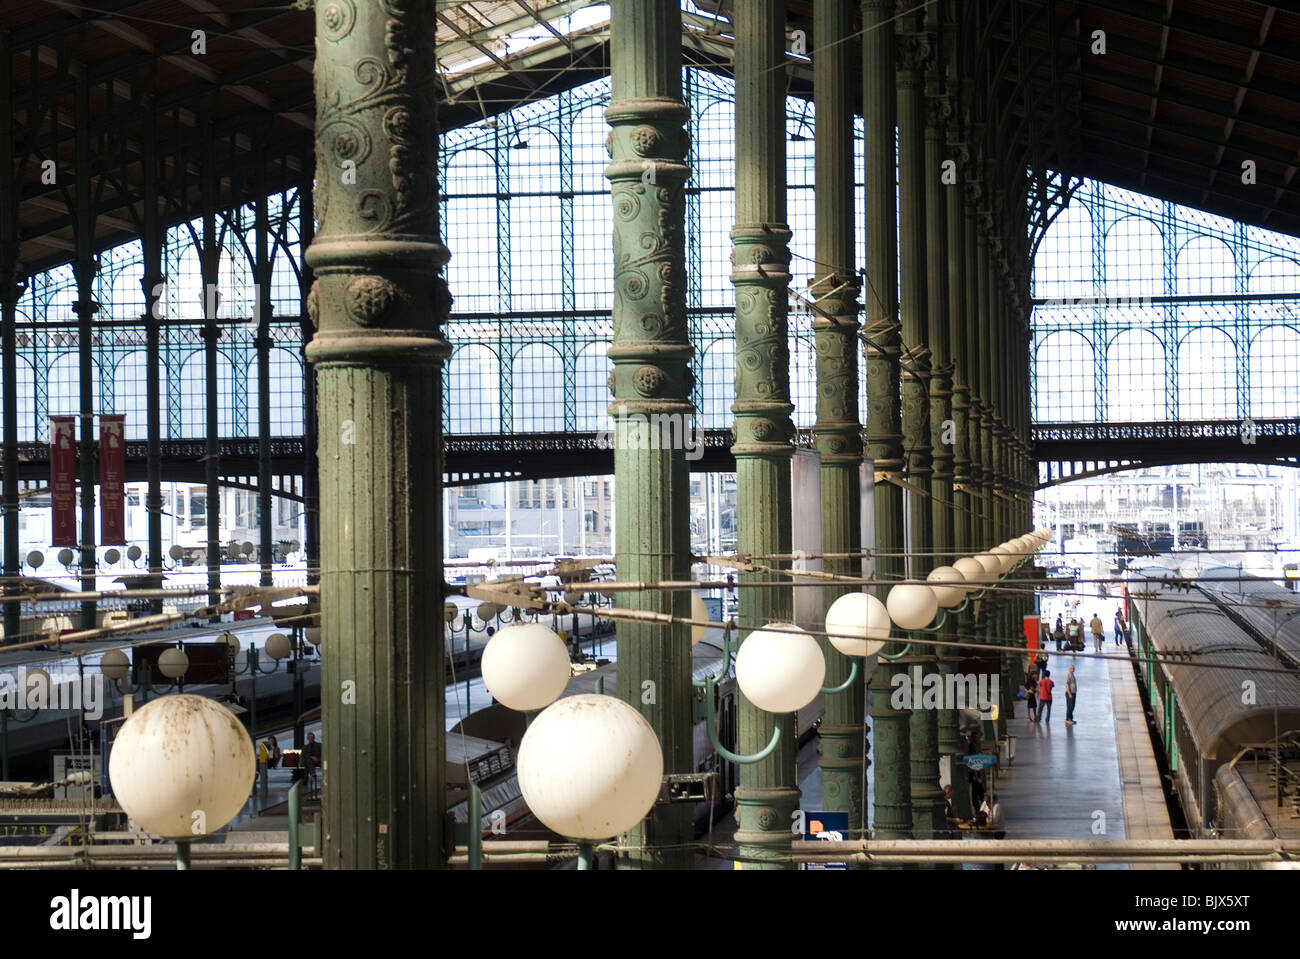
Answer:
[[1064, 665, 1078, 725], [1037, 670, 1055, 725], [1114, 607, 1126, 646], [1024, 667, 1038, 722], [1089, 612, 1105, 652]]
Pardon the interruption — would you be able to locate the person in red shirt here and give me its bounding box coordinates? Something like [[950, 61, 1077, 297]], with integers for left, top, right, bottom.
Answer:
[[1037, 670, 1055, 725]]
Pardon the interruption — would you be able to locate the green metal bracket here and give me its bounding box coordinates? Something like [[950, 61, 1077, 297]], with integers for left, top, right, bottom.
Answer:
[[821, 659, 859, 694], [879, 643, 913, 661], [704, 674, 781, 765], [692, 624, 734, 688]]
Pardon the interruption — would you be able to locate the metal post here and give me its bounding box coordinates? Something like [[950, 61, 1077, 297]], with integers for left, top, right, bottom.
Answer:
[[812, 0, 866, 836], [928, 3, 963, 781], [1, 710, 8, 780], [299, 168, 320, 588], [141, 106, 165, 617], [73, 77, 98, 631], [200, 100, 221, 613], [307, 0, 449, 869], [863, 0, 913, 844], [897, 13, 944, 841], [176, 839, 191, 871], [468, 781, 482, 871], [606, 0, 695, 869], [732, 0, 798, 868], [254, 148, 274, 589], [0, 36, 22, 645], [289, 779, 301, 870]]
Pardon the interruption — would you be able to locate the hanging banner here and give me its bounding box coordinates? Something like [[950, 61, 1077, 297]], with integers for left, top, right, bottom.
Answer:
[[50, 416, 77, 547], [99, 415, 126, 545]]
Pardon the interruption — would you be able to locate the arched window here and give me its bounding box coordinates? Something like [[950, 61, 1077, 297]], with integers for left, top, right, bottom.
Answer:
[[1107, 329, 1166, 421], [46, 353, 101, 420], [1033, 331, 1094, 422], [1034, 202, 1093, 302], [1176, 328, 1235, 419], [694, 99, 737, 307], [0, 358, 37, 441], [113, 351, 163, 440], [512, 344, 564, 432], [508, 128, 563, 312], [1104, 216, 1163, 300], [245, 349, 305, 436], [444, 149, 499, 314], [575, 342, 612, 432], [789, 330, 816, 429], [1249, 326, 1300, 418], [701, 338, 734, 429], [178, 352, 236, 436], [448, 344, 501, 434], [572, 103, 614, 313], [1176, 237, 1234, 297]]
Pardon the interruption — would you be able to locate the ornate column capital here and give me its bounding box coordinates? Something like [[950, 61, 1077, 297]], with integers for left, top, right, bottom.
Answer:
[[305, 0, 451, 369]]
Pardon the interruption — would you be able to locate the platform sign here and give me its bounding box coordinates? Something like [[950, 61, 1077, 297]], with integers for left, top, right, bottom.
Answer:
[[49, 416, 77, 547], [99, 414, 126, 545], [1024, 615, 1040, 652], [963, 753, 998, 771], [802, 810, 849, 870]]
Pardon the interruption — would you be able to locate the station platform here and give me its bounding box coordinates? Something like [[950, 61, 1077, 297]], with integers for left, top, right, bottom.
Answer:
[[993, 638, 1177, 869]]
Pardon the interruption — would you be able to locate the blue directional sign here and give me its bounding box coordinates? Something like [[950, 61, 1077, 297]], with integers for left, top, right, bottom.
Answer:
[[803, 810, 850, 870]]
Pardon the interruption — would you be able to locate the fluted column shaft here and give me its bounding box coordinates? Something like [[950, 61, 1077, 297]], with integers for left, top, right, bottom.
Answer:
[[732, 0, 799, 868], [307, 0, 449, 868], [863, 0, 912, 843], [607, 0, 694, 869], [926, 44, 961, 766], [896, 24, 944, 842], [813, 0, 866, 836]]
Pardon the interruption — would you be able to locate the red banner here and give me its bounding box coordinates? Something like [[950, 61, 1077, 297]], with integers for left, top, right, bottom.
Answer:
[[50, 416, 77, 547], [99, 414, 126, 545]]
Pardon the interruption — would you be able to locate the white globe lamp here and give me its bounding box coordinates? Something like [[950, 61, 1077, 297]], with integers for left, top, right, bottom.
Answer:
[[516, 694, 663, 841], [108, 694, 256, 841], [824, 592, 891, 657], [100, 649, 130, 681], [927, 566, 967, 608], [735, 624, 825, 713], [887, 583, 940, 630], [974, 552, 1002, 579], [264, 632, 292, 661], [953, 556, 987, 594], [157, 648, 189, 679], [481, 622, 572, 711]]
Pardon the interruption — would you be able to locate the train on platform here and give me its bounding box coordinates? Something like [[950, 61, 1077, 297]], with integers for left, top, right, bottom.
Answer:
[[1122, 561, 1300, 867]]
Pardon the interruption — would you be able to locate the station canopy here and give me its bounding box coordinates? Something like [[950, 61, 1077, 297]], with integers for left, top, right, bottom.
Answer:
[[4, 0, 1299, 277]]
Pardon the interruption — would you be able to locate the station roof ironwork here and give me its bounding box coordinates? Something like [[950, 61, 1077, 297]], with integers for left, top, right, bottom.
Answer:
[[3, 0, 1299, 277]]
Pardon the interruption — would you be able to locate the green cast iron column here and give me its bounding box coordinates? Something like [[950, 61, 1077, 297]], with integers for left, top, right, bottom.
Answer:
[[963, 191, 982, 558], [140, 109, 165, 617], [926, 48, 961, 767], [606, 0, 694, 869], [73, 78, 97, 630], [812, 0, 866, 836], [306, 0, 449, 869], [863, 0, 912, 843], [897, 23, 944, 841], [732, 0, 799, 868], [0, 39, 19, 644]]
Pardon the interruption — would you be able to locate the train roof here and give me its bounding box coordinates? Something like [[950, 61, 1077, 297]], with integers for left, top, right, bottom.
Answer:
[[1129, 577, 1300, 760]]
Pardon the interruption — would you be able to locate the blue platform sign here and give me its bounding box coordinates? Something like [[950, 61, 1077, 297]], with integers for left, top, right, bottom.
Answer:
[[802, 810, 849, 870], [963, 753, 998, 771]]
